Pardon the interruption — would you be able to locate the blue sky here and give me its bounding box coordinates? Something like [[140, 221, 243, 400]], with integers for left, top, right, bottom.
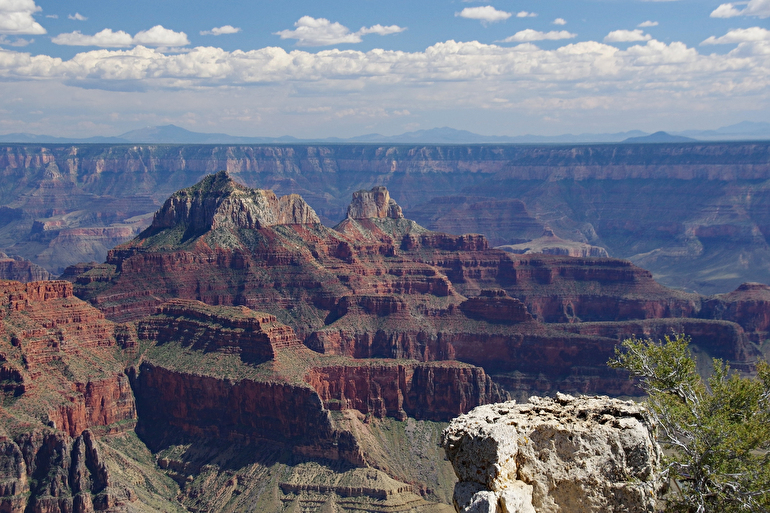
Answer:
[[1, 0, 769, 138]]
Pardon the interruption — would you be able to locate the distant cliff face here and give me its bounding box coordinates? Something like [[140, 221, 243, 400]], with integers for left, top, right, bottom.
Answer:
[[2, 142, 770, 290]]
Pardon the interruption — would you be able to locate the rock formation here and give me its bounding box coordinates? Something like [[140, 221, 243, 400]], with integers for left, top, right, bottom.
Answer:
[[64, 174, 765, 399], [5, 171, 770, 511], [146, 170, 320, 240], [497, 228, 610, 258], [0, 280, 497, 511], [0, 252, 52, 282], [348, 186, 404, 220], [4, 142, 770, 291], [442, 395, 664, 513], [0, 279, 170, 512]]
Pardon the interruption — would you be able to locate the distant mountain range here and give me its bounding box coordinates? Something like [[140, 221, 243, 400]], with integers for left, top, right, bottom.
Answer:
[[1, 121, 769, 145]]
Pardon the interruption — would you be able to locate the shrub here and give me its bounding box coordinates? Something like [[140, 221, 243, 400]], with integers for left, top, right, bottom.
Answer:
[[608, 333, 770, 513]]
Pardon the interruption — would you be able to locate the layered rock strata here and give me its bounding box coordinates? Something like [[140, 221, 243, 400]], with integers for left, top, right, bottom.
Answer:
[[4, 142, 770, 291], [66, 174, 766, 399], [0, 280, 152, 512], [0, 252, 53, 282], [442, 395, 664, 513]]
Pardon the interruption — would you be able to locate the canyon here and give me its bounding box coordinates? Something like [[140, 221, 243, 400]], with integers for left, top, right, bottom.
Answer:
[[1, 158, 770, 511], [2, 142, 770, 292]]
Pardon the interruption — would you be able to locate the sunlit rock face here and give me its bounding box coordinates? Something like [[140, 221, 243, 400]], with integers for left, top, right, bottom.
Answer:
[[442, 394, 664, 513], [347, 186, 404, 220]]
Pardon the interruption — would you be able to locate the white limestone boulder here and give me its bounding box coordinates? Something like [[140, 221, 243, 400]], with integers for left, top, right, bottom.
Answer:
[[441, 394, 664, 513]]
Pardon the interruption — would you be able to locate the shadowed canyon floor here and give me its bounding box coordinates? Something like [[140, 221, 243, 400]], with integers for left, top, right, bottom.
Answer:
[[2, 171, 770, 512]]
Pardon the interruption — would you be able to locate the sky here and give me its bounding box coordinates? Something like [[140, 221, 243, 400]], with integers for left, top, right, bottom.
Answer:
[[0, 0, 769, 138]]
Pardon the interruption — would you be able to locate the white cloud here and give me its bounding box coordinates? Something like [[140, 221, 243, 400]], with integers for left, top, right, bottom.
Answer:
[[133, 25, 189, 47], [702, 27, 770, 44], [711, 0, 770, 18], [45, 14, 57, 19], [0, 0, 46, 34], [638, 21, 659, 27], [68, 13, 86, 21], [456, 6, 512, 23], [516, 11, 537, 18], [52, 25, 189, 48], [275, 16, 404, 46], [553, 18, 567, 25], [0, 37, 767, 125], [52, 28, 133, 47], [604, 29, 652, 43], [358, 24, 405, 36], [200, 25, 241, 36], [499, 30, 577, 43], [711, 3, 745, 17]]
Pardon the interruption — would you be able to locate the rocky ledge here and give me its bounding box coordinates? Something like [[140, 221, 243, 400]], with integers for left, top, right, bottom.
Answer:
[[441, 394, 664, 513]]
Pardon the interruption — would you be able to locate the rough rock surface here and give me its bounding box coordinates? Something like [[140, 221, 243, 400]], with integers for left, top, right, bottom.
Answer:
[[4, 142, 770, 291], [497, 228, 610, 258], [0, 252, 53, 282], [66, 174, 765, 398], [348, 186, 404, 220], [442, 394, 663, 513], [146, 170, 320, 239]]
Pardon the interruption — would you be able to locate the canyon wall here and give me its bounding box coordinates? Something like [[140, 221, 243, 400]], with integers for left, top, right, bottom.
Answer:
[[2, 142, 770, 291]]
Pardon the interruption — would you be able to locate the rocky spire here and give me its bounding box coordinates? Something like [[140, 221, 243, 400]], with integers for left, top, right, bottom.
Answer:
[[346, 186, 404, 220]]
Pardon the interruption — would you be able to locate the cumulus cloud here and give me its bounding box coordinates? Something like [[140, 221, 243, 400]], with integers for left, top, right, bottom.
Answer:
[[0, 34, 768, 130], [0, 0, 46, 35], [53, 25, 189, 47], [133, 25, 189, 46], [499, 30, 577, 43], [200, 25, 241, 36], [711, 0, 770, 18], [638, 20, 659, 27], [702, 27, 770, 44], [604, 29, 652, 42], [553, 18, 567, 25], [456, 6, 512, 23], [68, 13, 86, 21], [0, 37, 730, 89], [516, 11, 537, 18], [275, 16, 404, 46], [52, 28, 133, 47]]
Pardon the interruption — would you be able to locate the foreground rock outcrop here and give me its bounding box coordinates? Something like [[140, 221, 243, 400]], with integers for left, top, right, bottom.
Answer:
[[442, 395, 664, 513]]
